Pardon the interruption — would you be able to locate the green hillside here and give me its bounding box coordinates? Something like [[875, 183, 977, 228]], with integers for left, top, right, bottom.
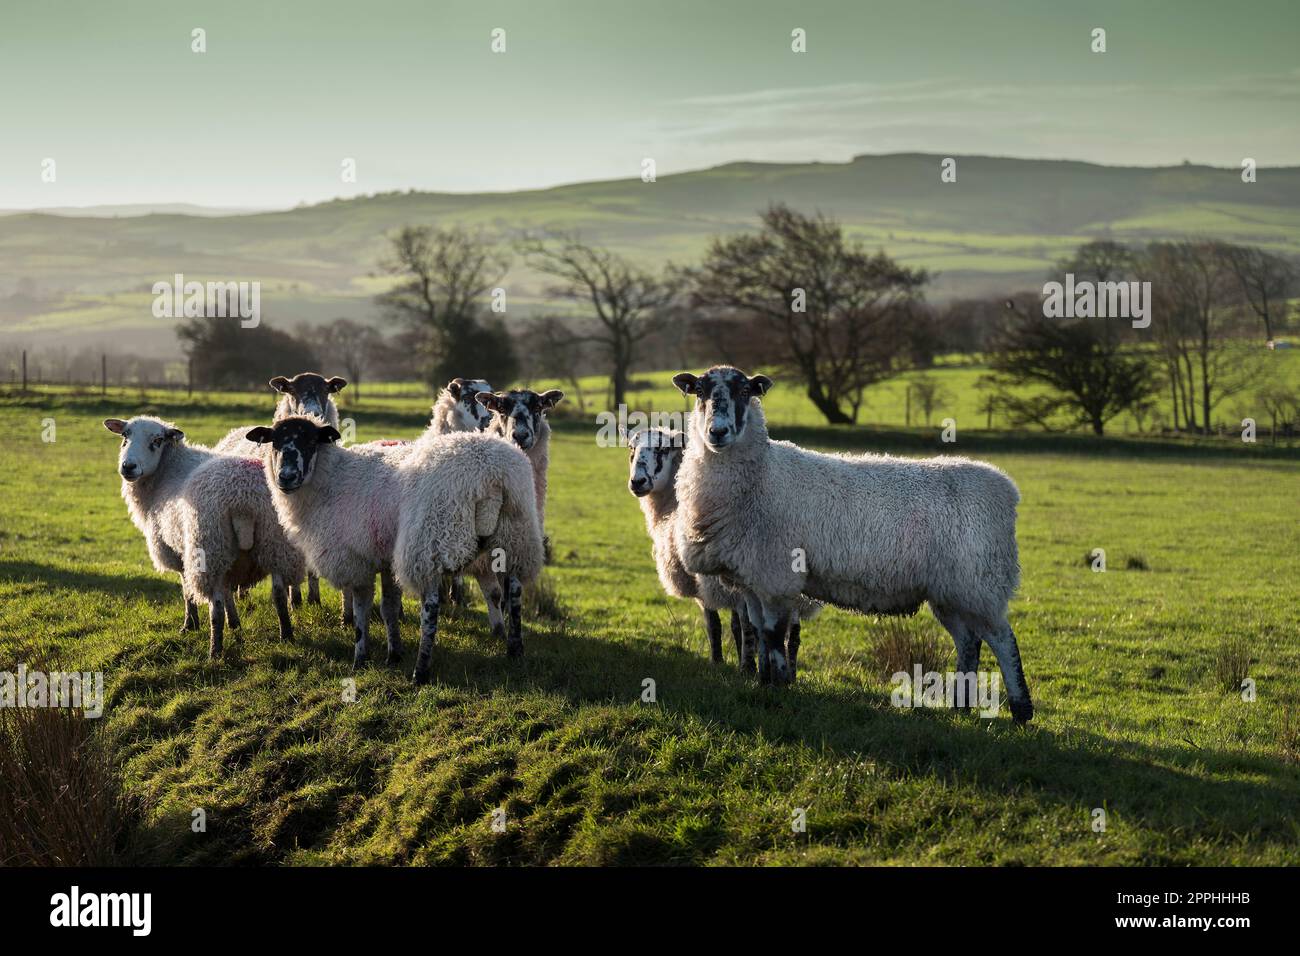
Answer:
[[3, 153, 1299, 356]]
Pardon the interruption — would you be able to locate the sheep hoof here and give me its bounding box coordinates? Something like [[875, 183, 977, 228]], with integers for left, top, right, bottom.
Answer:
[[491, 623, 506, 642], [412, 666, 430, 685], [352, 654, 369, 671], [341, 613, 354, 627], [1010, 698, 1034, 723], [386, 649, 403, 666], [505, 642, 524, 659]]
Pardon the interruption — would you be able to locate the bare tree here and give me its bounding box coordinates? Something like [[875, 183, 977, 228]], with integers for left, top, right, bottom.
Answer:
[[1219, 243, 1295, 343], [1054, 239, 1138, 284], [376, 225, 518, 386], [1145, 241, 1261, 433], [520, 233, 678, 408], [907, 374, 952, 427], [314, 318, 383, 402], [690, 204, 928, 424], [531, 314, 589, 414]]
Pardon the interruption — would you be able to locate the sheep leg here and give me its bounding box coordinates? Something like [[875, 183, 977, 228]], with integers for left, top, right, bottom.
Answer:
[[983, 621, 1033, 723], [701, 605, 724, 663], [505, 574, 524, 659], [208, 593, 225, 660], [932, 605, 981, 711], [379, 569, 404, 665], [738, 600, 759, 676], [476, 568, 506, 642], [225, 594, 241, 630], [181, 593, 200, 633], [757, 603, 793, 687], [451, 574, 467, 607], [728, 608, 743, 661], [786, 617, 802, 682], [306, 572, 321, 605], [412, 586, 440, 685], [341, 588, 354, 627], [272, 573, 293, 642], [351, 581, 375, 669], [290, 583, 303, 608]]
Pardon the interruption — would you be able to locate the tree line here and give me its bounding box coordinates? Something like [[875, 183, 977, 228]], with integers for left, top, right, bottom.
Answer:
[[170, 204, 1297, 437]]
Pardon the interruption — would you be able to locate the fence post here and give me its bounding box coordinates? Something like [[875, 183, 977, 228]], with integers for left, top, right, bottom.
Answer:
[[21, 350, 27, 392], [101, 353, 107, 396], [187, 356, 193, 398]]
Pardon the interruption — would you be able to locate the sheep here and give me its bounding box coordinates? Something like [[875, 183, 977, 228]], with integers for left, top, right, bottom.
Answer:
[[104, 416, 306, 658], [628, 426, 755, 666], [669, 366, 1032, 722], [431, 377, 495, 435], [214, 372, 347, 609], [342, 378, 496, 616], [475, 388, 564, 529], [470, 388, 563, 638], [245, 416, 544, 683], [628, 425, 817, 671]]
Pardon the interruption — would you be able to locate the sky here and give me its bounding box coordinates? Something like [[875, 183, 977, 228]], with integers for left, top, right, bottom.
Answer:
[[1, 0, 1297, 209]]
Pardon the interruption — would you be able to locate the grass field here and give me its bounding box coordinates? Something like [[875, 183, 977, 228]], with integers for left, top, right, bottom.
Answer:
[[2, 381, 1299, 865]]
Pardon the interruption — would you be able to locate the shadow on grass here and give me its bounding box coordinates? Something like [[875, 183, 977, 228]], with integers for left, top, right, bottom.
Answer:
[[419, 610, 1300, 849], [63, 572, 1300, 863], [0, 558, 176, 602]]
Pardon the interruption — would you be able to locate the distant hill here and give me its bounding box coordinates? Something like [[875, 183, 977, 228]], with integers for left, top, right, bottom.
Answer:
[[3, 153, 1298, 356], [0, 203, 266, 218]]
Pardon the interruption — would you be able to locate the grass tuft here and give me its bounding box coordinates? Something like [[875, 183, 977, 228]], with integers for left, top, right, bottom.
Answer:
[[1212, 636, 1251, 694], [0, 707, 132, 865], [524, 572, 568, 623], [866, 620, 952, 680]]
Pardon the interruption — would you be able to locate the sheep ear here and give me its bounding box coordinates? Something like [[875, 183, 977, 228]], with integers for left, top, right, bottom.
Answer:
[[539, 389, 564, 410], [748, 374, 773, 396], [246, 427, 275, 444], [326, 377, 348, 393], [163, 427, 185, 443], [103, 418, 127, 435], [672, 373, 698, 396], [475, 391, 501, 411], [317, 425, 341, 444], [269, 376, 291, 393], [447, 379, 463, 399]]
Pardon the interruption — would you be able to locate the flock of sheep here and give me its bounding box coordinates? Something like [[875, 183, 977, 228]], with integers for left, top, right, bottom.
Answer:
[[105, 364, 1034, 720]]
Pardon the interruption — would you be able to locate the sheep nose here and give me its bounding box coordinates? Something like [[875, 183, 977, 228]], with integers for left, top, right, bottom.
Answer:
[[120, 463, 137, 476], [709, 426, 729, 442]]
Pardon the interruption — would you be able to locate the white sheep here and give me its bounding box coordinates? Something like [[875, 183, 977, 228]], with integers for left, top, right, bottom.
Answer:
[[342, 377, 496, 617], [214, 372, 347, 609], [669, 366, 1032, 721], [469, 388, 562, 637], [629, 425, 817, 671], [246, 416, 544, 682], [104, 416, 306, 658]]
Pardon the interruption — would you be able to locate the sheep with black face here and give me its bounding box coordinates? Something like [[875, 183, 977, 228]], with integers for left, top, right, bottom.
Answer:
[[247, 415, 544, 680], [669, 366, 1032, 721], [213, 371, 348, 609]]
